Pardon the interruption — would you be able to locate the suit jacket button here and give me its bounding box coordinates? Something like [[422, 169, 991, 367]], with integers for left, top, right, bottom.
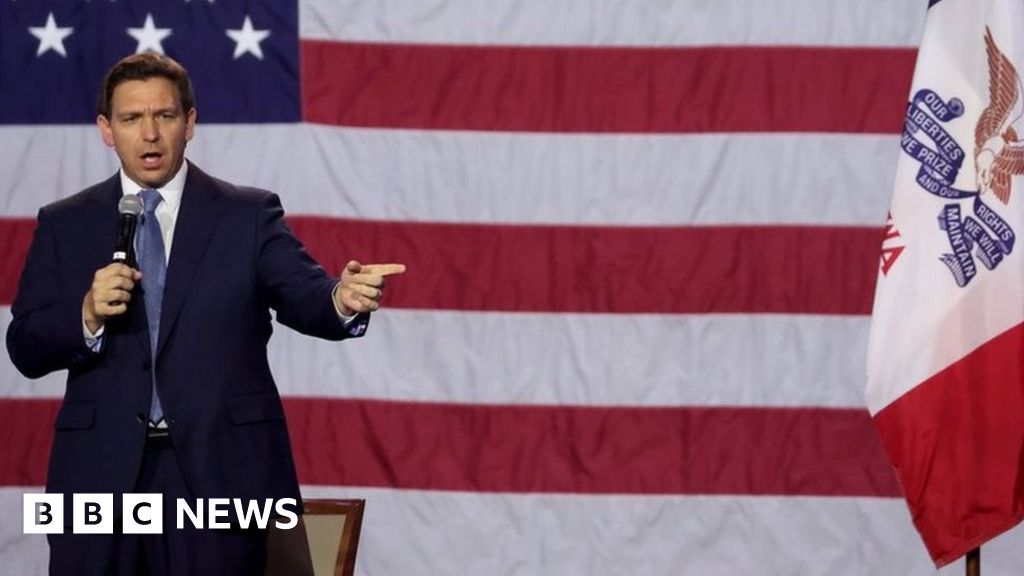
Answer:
[[135, 413, 146, 424]]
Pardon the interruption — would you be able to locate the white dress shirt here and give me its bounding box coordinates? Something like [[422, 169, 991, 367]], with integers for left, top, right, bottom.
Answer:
[[117, 162, 187, 262]]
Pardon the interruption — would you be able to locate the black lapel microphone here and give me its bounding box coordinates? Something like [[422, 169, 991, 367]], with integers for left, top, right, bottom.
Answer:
[[113, 194, 143, 267]]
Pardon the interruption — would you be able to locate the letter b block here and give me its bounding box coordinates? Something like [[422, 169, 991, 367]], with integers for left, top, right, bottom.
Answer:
[[23, 494, 63, 534], [73, 494, 113, 534]]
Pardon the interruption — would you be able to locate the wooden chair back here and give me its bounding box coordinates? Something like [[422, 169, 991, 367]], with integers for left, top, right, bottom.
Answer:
[[265, 498, 365, 576]]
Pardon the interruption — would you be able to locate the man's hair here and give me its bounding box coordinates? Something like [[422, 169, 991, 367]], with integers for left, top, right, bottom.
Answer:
[[97, 53, 196, 118]]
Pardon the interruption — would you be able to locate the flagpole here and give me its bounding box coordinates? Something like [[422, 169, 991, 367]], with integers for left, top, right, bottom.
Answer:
[[966, 546, 980, 576]]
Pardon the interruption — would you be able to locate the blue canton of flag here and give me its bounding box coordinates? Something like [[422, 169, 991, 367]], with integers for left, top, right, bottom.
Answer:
[[0, 0, 299, 123]]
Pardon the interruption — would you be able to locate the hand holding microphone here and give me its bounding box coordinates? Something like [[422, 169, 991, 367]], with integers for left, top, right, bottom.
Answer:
[[82, 196, 144, 334]]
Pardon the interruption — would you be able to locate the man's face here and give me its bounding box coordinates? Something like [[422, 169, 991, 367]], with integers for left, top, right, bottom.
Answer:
[[97, 77, 196, 189]]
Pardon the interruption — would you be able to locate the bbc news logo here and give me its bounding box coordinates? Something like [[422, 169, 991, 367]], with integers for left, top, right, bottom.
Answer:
[[23, 494, 299, 534]]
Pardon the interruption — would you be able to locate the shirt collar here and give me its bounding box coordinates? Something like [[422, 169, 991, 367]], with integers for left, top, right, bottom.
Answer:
[[118, 161, 188, 212]]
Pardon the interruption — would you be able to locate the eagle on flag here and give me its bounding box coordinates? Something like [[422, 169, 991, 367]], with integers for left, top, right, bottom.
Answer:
[[975, 27, 1024, 203]]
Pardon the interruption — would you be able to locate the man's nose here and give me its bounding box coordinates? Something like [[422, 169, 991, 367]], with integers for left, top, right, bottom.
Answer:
[[141, 117, 159, 141]]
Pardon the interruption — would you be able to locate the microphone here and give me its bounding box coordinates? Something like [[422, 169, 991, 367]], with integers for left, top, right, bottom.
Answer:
[[113, 194, 143, 265]]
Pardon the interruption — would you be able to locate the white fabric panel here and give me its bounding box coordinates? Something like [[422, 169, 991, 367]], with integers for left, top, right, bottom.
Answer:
[[301, 486, 1019, 576], [0, 126, 897, 226], [4, 486, 1024, 575], [0, 489, 48, 576], [300, 0, 926, 48], [0, 126, 119, 215], [267, 310, 872, 408], [0, 307, 868, 408]]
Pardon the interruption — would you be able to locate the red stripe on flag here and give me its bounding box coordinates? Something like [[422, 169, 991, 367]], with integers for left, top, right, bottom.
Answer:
[[288, 399, 899, 496], [0, 399, 57, 486], [293, 218, 882, 315], [0, 398, 899, 496], [302, 41, 915, 134], [0, 218, 34, 309], [873, 322, 1024, 567], [0, 218, 881, 314]]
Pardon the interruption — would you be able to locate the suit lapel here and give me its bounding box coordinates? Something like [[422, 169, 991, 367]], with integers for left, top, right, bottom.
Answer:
[[157, 164, 226, 360], [87, 174, 152, 357], [84, 173, 121, 261]]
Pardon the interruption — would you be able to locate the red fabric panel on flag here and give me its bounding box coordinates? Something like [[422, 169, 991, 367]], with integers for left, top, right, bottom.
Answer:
[[873, 321, 1024, 567], [0, 399, 57, 486], [292, 218, 882, 315], [0, 217, 881, 314], [302, 41, 915, 134], [0, 218, 34, 308], [0, 398, 899, 496], [286, 399, 899, 496]]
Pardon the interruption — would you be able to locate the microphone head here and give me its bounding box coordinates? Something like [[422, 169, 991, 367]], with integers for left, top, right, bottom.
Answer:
[[118, 194, 143, 217]]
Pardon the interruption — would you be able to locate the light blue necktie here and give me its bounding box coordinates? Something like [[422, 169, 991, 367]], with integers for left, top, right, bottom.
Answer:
[[137, 189, 166, 424]]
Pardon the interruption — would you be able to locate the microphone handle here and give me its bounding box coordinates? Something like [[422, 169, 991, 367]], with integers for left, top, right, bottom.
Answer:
[[112, 213, 138, 266]]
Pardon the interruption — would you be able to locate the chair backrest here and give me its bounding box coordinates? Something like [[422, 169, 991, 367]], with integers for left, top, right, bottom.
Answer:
[[265, 498, 366, 576]]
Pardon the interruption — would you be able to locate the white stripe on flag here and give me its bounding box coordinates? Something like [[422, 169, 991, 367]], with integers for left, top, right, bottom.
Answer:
[[0, 488, 48, 576], [0, 307, 869, 408], [4, 486, 1024, 576], [304, 487, 972, 576], [300, 0, 926, 47], [2, 484, 1018, 576], [0, 126, 897, 226], [268, 310, 872, 407]]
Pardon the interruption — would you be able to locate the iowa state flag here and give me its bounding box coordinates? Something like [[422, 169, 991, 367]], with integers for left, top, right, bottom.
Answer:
[[867, 0, 1024, 567]]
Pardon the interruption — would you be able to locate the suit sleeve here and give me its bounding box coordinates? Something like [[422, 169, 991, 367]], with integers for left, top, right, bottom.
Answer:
[[255, 193, 369, 340], [6, 208, 99, 378]]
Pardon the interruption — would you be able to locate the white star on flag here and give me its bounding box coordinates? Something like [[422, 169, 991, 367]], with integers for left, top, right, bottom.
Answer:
[[28, 13, 73, 58], [226, 16, 270, 60], [127, 14, 172, 55]]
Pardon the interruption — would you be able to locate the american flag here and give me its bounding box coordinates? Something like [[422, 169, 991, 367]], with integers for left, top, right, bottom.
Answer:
[[1, 0, 1022, 574]]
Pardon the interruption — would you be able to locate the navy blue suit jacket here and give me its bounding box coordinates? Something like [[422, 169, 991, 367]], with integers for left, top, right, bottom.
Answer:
[[6, 163, 366, 506]]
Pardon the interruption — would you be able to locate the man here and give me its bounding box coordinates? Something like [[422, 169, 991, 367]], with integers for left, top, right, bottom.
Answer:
[[6, 53, 404, 574]]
